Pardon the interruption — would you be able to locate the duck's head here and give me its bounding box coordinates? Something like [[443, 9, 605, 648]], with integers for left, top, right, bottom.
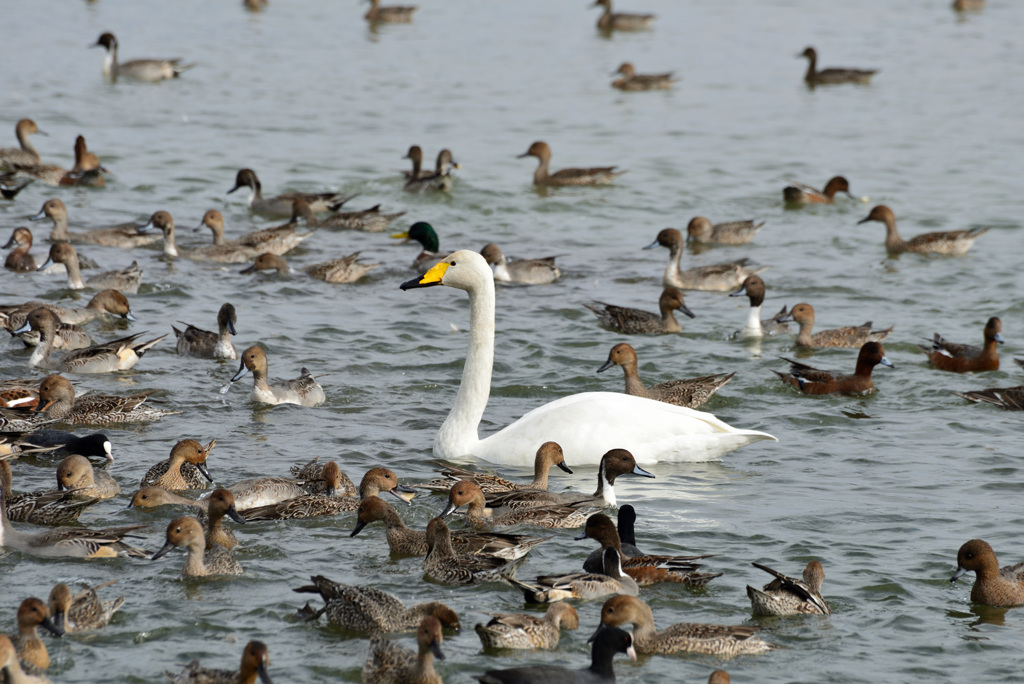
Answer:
[[151, 516, 206, 559], [592, 595, 648, 641], [952, 539, 998, 583], [30, 198, 67, 223], [597, 343, 639, 373], [208, 488, 245, 525], [536, 441, 572, 474], [228, 168, 259, 194], [196, 209, 224, 233], [239, 641, 273, 684], [56, 454, 94, 489], [573, 512, 622, 549], [128, 486, 178, 509], [217, 303, 238, 335], [93, 33, 117, 51], [358, 466, 415, 502], [417, 616, 445, 661], [48, 583, 73, 628], [730, 275, 766, 306], [984, 317, 1003, 345], [232, 346, 269, 381], [438, 479, 486, 519], [17, 597, 64, 637]]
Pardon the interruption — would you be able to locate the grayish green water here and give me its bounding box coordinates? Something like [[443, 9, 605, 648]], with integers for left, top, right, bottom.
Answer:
[[2, 0, 1023, 682]]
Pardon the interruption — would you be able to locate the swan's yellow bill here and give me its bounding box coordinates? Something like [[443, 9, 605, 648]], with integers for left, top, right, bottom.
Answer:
[[400, 261, 449, 290]]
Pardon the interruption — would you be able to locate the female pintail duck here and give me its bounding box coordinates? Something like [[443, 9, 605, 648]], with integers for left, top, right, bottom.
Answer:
[[585, 287, 695, 334], [594, 595, 772, 656], [56, 454, 119, 499], [644, 228, 768, 291], [1, 460, 97, 524], [128, 486, 208, 513], [2, 289, 136, 328], [686, 217, 764, 246], [774, 341, 893, 395], [197, 208, 320, 258], [19, 308, 165, 373], [36, 374, 179, 425], [954, 384, 1024, 410], [392, 222, 453, 270], [921, 317, 1002, 373], [592, 0, 654, 30], [141, 439, 215, 491], [218, 476, 308, 510], [423, 517, 525, 586], [227, 168, 350, 217], [12, 320, 92, 352], [202, 488, 246, 550], [404, 147, 458, 193], [172, 303, 238, 360], [780, 302, 892, 349], [39, 242, 141, 293], [582, 505, 642, 570], [439, 480, 595, 529], [230, 346, 325, 407], [92, 32, 192, 82], [30, 199, 160, 248], [48, 581, 124, 633], [800, 47, 877, 86], [953, 0, 985, 10], [730, 275, 791, 338], [746, 560, 831, 616], [477, 626, 635, 684], [289, 197, 406, 232], [0, 633, 51, 684], [400, 251, 776, 465], [290, 457, 357, 497], [9, 598, 62, 674], [3, 228, 38, 272], [0, 120, 45, 171], [597, 343, 734, 409], [783, 175, 854, 205], [240, 251, 382, 284], [363, 617, 442, 684], [151, 516, 242, 577], [518, 141, 624, 186], [167, 640, 272, 684], [612, 62, 676, 91], [858, 205, 989, 256], [293, 576, 460, 634], [414, 441, 572, 494], [509, 547, 639, 603], [241, 466, 407, 521], [365, 0, 418, 23], [951, 539, 1024, 607], [475, 603, 579, 651], [480, 244, 561, 285], [576, 513, 720, 587]]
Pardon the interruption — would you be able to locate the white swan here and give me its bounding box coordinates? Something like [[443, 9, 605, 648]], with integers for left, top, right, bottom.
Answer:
[[400, 251, 777, 466]]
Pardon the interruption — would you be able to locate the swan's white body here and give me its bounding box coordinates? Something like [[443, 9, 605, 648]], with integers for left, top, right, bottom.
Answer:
[[404, 251, 777, 466]]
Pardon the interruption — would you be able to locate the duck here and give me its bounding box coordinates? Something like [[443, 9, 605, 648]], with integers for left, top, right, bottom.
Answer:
[[293, 576, 459, 634], [644, 228, 768, 291], [951, 539, 1024, 607], [423, 517, 525, 585], [686, 217, 764, 246], [400, 251, 776, 465], [1, 460, 97, 524], [166, 640, 272, 684], [219, 475, 309, 510], [477, 626, 635, 684], [172, 303, 238, 360], [582, 505, 643, 570], [1, 289, 137, 327], [365, 0, 418, 23], [611, 62, 676, 91], [0, 633, 51, 684], [3, 228, 38, 272], [773, 341, 894, 395], [18, 308, 165, 373], [0, 179, 33, 200], [585, 287, 695, 334], [0, 380, 42, 410], [392, 222, 453, 270], [202, 488, 246, 550], [142, 210, 314, 261], [858, 205, 988, 255], [242, 466, 407, 521], [12, 319, 92, 353], [921, 317, 1002, 372], [597, 343, 733, 409], [240, 251, 381, 284], [59, 135, 107, 188], [413, 441, 572, 494], [55, 454, 119, 499], [230, 345, 325, 407], [289, 197, 406, 233], [783, 176, 854, 205], [800, 47, 876, 86], [592, 0, 654, 30], [594, 595, 772, 656], [475, 603, 579, 651], [480, 244, 561, 285], [9, 598, 62, 674], [38, 242, 141, 293], [198, 207, 321, 256], [151, 516, 242, 577], [746, 560, 831, 616], [290, 457, 358, 498], [140, 439, 215, 491], [509, 547, 639, 602], [518, 141, 623, 186], [29, 198, 160, 248], [438, 480, 594, 529], [48, 581, 124, 633], [780, 302, 892, 349], [729, 275, 791, 338], [403, 146, 458, 192], [92, 32, 192, 82], [128, 486, 208, 513], [954, 385, 1024, 410], [953, 0, 985, 10], [227, 168, 350, 217], [35, 374, 179, 425], [363, 617, 443, 684], [0, 120, 45, 171]]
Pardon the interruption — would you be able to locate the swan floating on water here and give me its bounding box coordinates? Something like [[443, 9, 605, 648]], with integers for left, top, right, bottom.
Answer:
[[400, 250, 777, 466]]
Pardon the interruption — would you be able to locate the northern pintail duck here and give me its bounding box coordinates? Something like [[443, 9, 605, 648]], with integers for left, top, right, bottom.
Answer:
[[480, 244, 561, 285], [39, 242, 141, 293], [290, 457, 357, 497], [781, 302, 892, 349], [423, 516, 525, 585], [644, 228, 768, 291], [858, 205, 989, 255], [0, 120, 45, 171], [921, 317, 1002, 373], [230, 346, 325, 406], [60, 135, 107, 188], [151, 516, 242, 577], [951, 539, 1024, 607], [800, 47, 877, 86], [203, 488, 246, 550], [746, 560, 831, 616], [172, 303, 238, 360], [392, 222, 452, 270], [475, 603, 579, 651], [196, 208, 318, 259], [12, 320, 92, 353], [518, 141, 624, 186], [365, 0, 417, 23], [3, 228, 38, 272], [141, 439, 215, 491], [36, 374, 179, 425], [730, 275, 790, 338], [167, 640, 272, 684], [509, 547, 639, 602], [1, 289, 136, 327], [953, 0, 985, 10], [290, 197, 406, 232], [585, 287, 695, 334], [783, 175, 853, 205], [9, 599, 62, 674], [1, 460, 96, 524], [30, 199, 160, 248], [597, 343, 733, 409], [128, 486, 208, 513], [363, 617, 443, 684], [0, 633, 51, 684], [954, 384, 1024, 410], [611, 62, 676, 91], [56, 454, 119, 499], [774, 341, 893, 395], [581, 505, 643, 571], [142, 210, 305, 261], [220, 475, 309, 510], [92, 32, 192, 82], [48, 581, 124, 633], [439, 480, 594, 529], [686, 217, 764, 246], [477, 626, 635, 684], [403, 147, 458, 193], [293, 576, 460, 633], [595, 595, 773, 657], [19, 308, 165, 373], [414, 441, 572, 494], [240, 251, 382, 284], [242, 466, 404, 521], [228, 168, 349, 217], [592, 0, 654, 31]]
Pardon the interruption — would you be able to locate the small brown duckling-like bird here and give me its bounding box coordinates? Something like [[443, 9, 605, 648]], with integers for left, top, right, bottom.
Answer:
[[3, 227, 39, 272], [921, 317, 1002, 373], [363, 616, 444, 684], [166, 640, 272, 684], [746, 561, 831, 616], [800, 46, 877, 86], [150, 516, 243, 577], [518, 141, 624, 187], [586, 287, 695, 334], [48, 580, 125, 633], [950, 539, 1024, 607], [611, 62, 676, 91], [773, 341, 893, 395], [858, 205, 989, 256], [597, 343, 733, 409]]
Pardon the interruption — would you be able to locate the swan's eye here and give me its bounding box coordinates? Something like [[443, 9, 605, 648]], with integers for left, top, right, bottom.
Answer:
[[449, 261, 456, 266]]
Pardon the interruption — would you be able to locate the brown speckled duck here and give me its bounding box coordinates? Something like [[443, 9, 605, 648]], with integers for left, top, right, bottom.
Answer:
[[597, 343, 733, 409], [858, 205, 988, 256]]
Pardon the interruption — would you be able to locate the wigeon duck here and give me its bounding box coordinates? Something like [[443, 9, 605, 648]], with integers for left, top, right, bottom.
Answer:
[[518, 141, 624, 186], [29, 199, 159, 248], [363, 617, 442, 684], [241, 466, 406, 521], [611, 62, 676, 91], [783, 176, 854, 205], [781, 302, 892, 349], [644, 228, 768, 291], [140, 439, 215, 491], [730, 276, 790, 338], [172, 303, 238, 360], [477, 628, 635, 684], [0, 120, 45, 171], [289, 197, 406, 232], [202, 488, 246, 550], [392, 222, 453, 270], [583, 505, 643, 570], [439, 480, 594, 529], [858, 205, 989, 255], [403, 147, 458, 192], [423, 517, 526, 585], [586, 287, 695, 334], [592, 0, 654, 30], [746, 561, 831, 616], [240, 251, 382, 284], [509, 547, 640, 603], [3, 228, 38, 272], [38, 242, 141, 293], [365, 0, 417, 23], [954, 385, 1024, 411], [35, 374, 180, 425], [294, 576, 459, 634], [1, 461, 97, 524], [9, 599, 62, 674], [594, 595, 773, 656], [686, 217, 764, 246], [55, 454, 119, 499], [480, 243, 561, 285], [0, 633, 51, 684], [290, 457, 357, 498], [773, 341, 893, 395], [48, 581, 124, 633], [227, 168, 349, 217], [166, 640, 272, 684], [1, 289, 136, 328], [414, 442, 572, 494], [951, 539, 1024, 607], [475, 603, 579, 651], [921, 317, 1002, 372], [92, 32, 192, 82], [230, 346, 325, 407], [18, 308, 165, 373], [800, 47, 877, 86], [597, 343, 733, 409], [150, 516, 243, 577]]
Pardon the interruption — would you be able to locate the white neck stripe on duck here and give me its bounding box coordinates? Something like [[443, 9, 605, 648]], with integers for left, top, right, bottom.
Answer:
[[594, 459, 616, 507]]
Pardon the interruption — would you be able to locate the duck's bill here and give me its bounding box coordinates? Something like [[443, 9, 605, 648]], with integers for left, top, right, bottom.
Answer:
[[12, 320, 30, 334], [430, 640, 445, 660], [642, 239, 659, 250], [227, 506, 246, 524], [231, 360, 249, 382], [573, 529, 588, 541], [150, 540, 175, 561], [390, 484, 416, 504], [632, 464, 655, 479], [438, 500, 458, 519], [400, 261, 448, 290], [596, 358, 615, 373], [29, 209, 46, 222], [950, 566, 967, 583], [729, 284, 748, 298], [556, 461, 573, 475], [350, 520, 367, 537], [257, 662, 273, 684], [197, 462, 213, 483], [880, 356, 895, 369], [37, 256, 54, 271], [678, 302, 696, 319]]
